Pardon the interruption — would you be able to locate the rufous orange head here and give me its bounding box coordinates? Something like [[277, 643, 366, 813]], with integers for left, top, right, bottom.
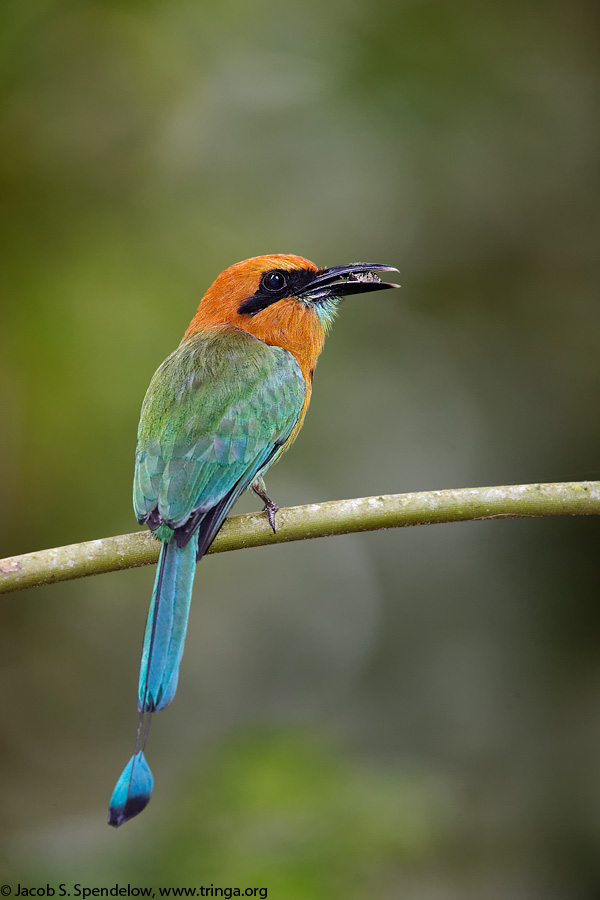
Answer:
[[185, 254, 399, 376]]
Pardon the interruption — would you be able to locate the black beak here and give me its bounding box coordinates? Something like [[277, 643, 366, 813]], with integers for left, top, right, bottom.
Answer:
[[299, 263, 400, 302]]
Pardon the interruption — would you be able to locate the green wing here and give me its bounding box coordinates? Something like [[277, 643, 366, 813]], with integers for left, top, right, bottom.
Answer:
[[133, 327, 305, 537]]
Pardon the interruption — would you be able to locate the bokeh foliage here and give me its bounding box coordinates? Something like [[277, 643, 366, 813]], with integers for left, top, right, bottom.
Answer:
[[1, 0, 599, 896]]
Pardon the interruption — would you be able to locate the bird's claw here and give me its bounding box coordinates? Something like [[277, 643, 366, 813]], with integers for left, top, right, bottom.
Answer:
[[263, 498, 279, 534], [251, 479, 279, 533]]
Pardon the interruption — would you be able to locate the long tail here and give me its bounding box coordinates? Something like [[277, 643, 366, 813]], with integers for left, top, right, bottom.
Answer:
[[108, 533, 198, 827]]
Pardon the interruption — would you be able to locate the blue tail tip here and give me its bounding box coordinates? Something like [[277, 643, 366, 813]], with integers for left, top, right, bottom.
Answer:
[[108, 751, 154, 827]]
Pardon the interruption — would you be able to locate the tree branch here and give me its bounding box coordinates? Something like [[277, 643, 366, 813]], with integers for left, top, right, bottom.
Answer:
[[1, 481, 598, 594]]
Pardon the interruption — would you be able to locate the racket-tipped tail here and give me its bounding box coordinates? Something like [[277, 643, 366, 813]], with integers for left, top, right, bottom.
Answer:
[[108, 751, 154, 827]]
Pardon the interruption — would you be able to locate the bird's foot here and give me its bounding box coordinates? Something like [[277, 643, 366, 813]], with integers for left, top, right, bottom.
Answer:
[[251, 479, 279, 533], [262, 498, 279, 533]]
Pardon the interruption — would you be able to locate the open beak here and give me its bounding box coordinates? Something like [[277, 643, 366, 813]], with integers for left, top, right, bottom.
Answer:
[[299, 263, 400, 302]]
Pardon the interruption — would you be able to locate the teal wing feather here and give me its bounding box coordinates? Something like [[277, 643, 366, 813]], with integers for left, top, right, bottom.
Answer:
[[134, 326, 305, 538]]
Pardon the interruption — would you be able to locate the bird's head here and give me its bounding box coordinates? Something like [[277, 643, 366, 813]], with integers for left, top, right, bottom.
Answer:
[[185, 253, 399, 372]]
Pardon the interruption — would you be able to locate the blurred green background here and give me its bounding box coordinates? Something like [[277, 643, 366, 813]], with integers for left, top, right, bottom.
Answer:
[[1, 0, 599, 896]]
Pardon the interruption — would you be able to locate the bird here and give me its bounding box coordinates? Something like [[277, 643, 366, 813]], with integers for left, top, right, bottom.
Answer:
[[108, 254, 399, 826]]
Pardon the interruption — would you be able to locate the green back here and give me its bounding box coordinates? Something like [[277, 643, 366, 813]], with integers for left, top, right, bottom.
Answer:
[[134, 326, 305, 530]]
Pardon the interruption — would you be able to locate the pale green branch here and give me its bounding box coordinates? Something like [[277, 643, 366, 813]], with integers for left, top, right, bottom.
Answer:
[[1, 481, 598, 594]]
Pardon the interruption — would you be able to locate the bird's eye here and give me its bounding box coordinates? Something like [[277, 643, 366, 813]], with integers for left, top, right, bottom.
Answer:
[[262, 270, 287, 292]]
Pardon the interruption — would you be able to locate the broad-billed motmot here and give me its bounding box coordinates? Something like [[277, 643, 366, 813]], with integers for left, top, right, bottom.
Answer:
[[108, 254, 399, 826]]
